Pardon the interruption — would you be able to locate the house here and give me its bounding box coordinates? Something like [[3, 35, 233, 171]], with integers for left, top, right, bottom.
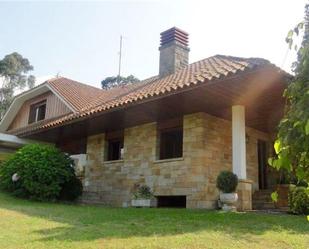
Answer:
[[0, 27, 289, 210]]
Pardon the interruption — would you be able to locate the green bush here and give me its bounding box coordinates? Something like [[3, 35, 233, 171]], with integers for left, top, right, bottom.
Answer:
[[59, 177, 83, 201], [0, 144, 82, 201], [288, 186, 309, 215], [216, 171, 238, 193]]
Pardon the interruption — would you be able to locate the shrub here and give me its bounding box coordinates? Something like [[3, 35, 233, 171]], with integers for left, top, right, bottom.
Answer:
[[59, 177, 83, 201], [288, 186, 309, 215], [133, 185, 153, 199], [0, 144, 82, 201], [216, 171, 238, 193]]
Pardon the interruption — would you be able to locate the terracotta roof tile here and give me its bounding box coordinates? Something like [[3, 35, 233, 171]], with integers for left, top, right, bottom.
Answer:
[[47, 77, 105, 111], [9, 55, 282, 136]]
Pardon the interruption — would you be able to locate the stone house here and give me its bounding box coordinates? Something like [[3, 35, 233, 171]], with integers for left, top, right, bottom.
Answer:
[[0, 27, 289, 210]]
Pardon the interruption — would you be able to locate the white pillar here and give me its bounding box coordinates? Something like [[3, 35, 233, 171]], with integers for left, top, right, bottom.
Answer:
[[232, 105, 246, 179]]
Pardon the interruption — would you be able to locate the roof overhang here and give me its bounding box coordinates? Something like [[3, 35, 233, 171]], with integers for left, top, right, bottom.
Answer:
[[0, 133, 34, 148], [0, 83, 75, 132], [0, 133, 52, 160], [18, 67, 289, 143]]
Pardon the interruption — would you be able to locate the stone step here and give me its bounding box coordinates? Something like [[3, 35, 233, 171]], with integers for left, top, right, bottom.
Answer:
[[253, 202, 276, 210], [252, 189, 277, 210], [253, 190, 274, 199], [254, 192, 272, 195], [253, 190, 273, 194], [253, 194, 273, 199], [253, 197, 273, 202], [252, 200, 274, 205], [253, 199, 273, 204], [253, 190, 273, 195]]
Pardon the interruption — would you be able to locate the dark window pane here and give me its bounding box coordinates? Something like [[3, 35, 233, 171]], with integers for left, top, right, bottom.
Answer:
[[37, 104, 46, 121], [107, 139, 123, 161], [28, 106, 36, 124], [160, 128, 183, 159]]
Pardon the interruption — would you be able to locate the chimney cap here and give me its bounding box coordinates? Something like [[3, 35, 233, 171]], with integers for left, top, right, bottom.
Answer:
[[160, 27, 189, 47]]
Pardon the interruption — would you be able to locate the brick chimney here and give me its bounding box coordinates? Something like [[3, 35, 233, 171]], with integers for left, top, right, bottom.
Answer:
[[159, 27, 190, 77]]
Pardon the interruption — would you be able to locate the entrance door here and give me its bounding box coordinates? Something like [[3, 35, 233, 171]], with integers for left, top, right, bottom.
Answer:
[[257, 140, 268, 189]]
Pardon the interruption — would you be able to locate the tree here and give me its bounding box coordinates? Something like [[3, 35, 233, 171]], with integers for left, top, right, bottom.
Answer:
[[269, 4, 309, 185], [0, 52, 35, 119], [101, 75, 139, 90]]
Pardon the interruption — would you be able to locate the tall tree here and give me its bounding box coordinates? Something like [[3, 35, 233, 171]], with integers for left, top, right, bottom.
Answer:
[[270, 4, 309, 184], [101, 75, 139, 90], [0, 52, 35, 119]]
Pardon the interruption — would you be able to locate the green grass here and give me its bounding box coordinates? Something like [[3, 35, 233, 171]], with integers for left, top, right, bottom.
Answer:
[[0, 192, 308, 249]]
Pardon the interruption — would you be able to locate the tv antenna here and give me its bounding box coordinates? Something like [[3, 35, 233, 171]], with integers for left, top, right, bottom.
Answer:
[[118, 35, 123, 83]]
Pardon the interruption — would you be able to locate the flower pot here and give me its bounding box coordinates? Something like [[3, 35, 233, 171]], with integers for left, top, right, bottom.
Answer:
[[131, 198, 157, 208], [275, 184, 292, 210], [219, 192, 238, 212]]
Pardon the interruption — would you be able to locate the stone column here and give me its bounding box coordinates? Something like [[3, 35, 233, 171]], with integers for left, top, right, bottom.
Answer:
[[237, 179, 253, 210], [232, 105, 252, 210], [232, 105, 246, 179]]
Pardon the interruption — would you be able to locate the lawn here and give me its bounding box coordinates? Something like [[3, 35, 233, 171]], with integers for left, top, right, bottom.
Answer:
[[0, 192, 308, 249]]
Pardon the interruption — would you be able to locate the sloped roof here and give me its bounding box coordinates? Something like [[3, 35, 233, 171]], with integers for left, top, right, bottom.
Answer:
[[47, 77, 105, 111], [8, 55, 285, 136]]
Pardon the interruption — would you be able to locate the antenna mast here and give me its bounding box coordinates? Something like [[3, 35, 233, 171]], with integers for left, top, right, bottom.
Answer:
[[118, 35, 123, 83]]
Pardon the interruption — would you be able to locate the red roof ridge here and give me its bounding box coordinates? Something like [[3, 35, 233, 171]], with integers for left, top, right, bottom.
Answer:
[[47, 76, 103, 91]]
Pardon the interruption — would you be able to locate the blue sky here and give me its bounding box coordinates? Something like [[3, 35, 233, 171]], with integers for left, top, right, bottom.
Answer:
[[0, 0, 307, 88]]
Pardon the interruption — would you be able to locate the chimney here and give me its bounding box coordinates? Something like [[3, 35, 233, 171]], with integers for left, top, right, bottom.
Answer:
[[159, 27, 190, 77]]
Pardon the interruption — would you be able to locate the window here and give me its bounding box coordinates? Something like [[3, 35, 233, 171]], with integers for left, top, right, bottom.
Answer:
[[157, 196, 186, 208], [160, 128, 183, 159], [105, 131, 124, 161], [158, 118, 183, 160], [28, 100, 46, 124]]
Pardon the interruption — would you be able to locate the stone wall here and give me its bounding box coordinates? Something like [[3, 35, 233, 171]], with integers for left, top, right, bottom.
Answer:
[[82, 112, 271, 209], [159, 41, 189, 77]]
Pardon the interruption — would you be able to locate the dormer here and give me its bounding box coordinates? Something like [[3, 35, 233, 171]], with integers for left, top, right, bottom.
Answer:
[[0, 77, 105, 133]]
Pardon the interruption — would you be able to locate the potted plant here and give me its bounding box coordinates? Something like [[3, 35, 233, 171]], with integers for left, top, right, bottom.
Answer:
[[216, 171, 238, 212], [274, 169, 294, 209], [131, 185, 157, 208]]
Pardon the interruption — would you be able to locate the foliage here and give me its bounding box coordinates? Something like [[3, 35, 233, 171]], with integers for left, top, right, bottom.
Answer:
[[276, 168, 296, 184], [0, 144, 82, 201], [59, 177, 83, 201], [0, 52, 35, 119], [271, 191, 279, 203], [269, 4, 309, 185], [101, 75, 139, 90], [288, 186, 309, 214], [216, 171, 238, 193], [132, 185, 153, 199]]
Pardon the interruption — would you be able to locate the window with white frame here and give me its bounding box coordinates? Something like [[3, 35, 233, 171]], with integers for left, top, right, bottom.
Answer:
[[28, 100, 46, 124]]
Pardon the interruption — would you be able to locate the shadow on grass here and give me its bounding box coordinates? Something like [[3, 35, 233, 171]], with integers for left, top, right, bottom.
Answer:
[[0, 192, 308, 243]]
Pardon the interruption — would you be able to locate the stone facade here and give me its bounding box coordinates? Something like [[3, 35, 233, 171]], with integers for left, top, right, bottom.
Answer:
[[159, 41, 190, 77], [237, 179, 253, 210], [82, 112, 271, 210]]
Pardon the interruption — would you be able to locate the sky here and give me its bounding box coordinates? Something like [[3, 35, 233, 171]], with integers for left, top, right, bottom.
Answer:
[[0, 0, 307, 88]]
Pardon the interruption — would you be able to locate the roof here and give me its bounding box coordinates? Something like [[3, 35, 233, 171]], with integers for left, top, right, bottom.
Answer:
[[6, 54, 286, 136], [47, 77, 105, 111]]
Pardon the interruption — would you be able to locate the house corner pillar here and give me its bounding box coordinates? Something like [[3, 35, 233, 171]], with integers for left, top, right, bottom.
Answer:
[[232, 105, 252, 210]]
